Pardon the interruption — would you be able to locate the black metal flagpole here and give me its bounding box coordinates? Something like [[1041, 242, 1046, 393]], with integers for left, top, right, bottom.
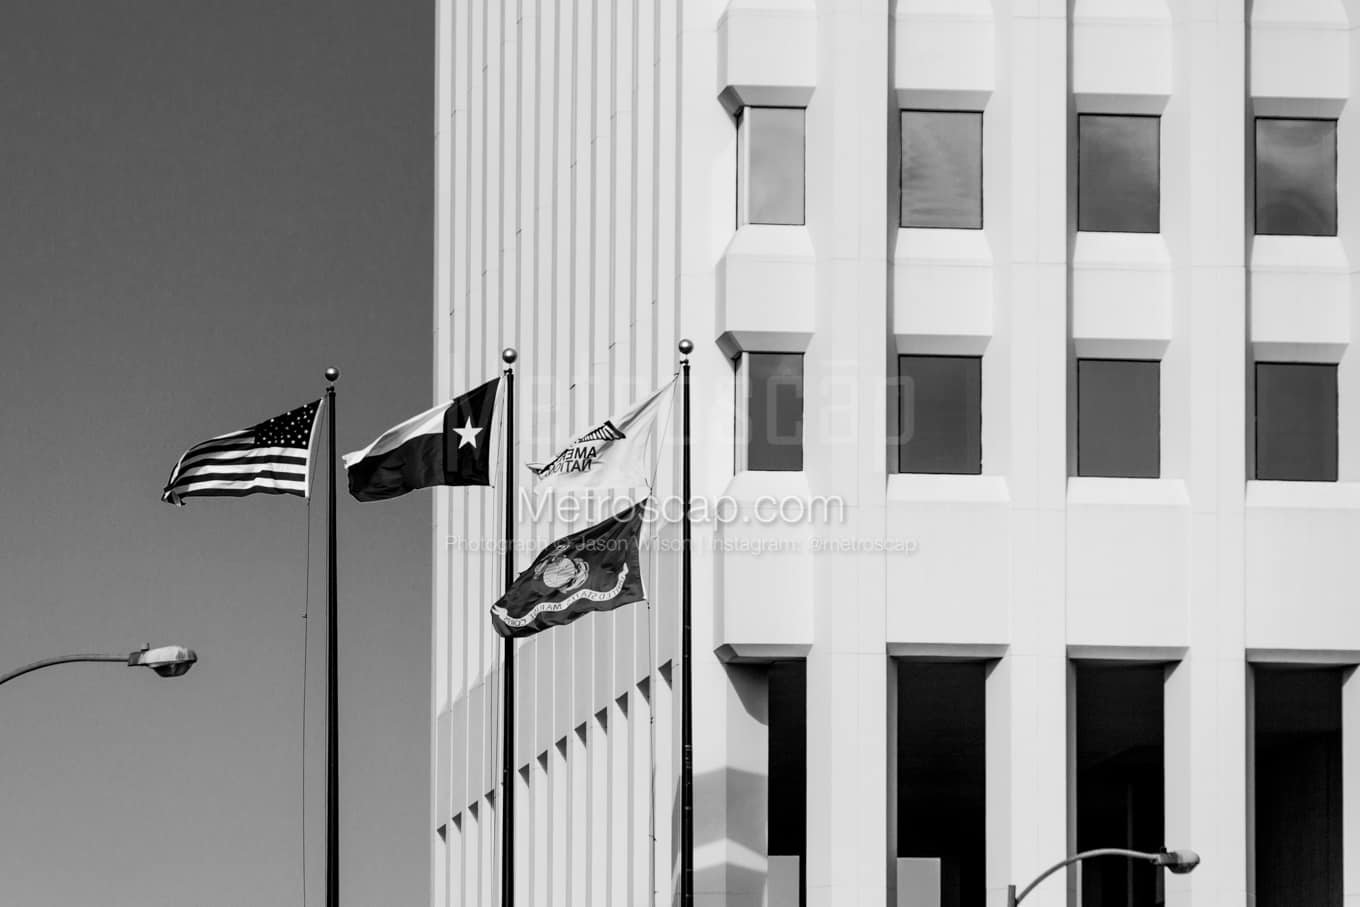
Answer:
[[324, 366, 340, 907], [500, 347, 518, 907], [677, 339, 693, 907]]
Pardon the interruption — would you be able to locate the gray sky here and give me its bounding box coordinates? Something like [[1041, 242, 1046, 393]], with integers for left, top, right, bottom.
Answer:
[[0, 3, 433, 904]]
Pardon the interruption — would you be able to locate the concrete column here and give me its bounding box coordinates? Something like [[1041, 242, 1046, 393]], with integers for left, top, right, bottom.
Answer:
[[991, 2, 1071, 907], [803, 0, 892, 905], [1173, 5, 1248, 907], [988, 652, 1072, 907]]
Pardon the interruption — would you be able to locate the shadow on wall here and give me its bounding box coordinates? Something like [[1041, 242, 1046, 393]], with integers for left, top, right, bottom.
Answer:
[[681, 766, 771, 903], [669, 661, 781, 905]]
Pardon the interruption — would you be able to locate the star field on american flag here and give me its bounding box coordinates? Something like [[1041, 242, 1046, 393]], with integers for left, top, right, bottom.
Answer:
[[162, 399, 323, 505], [256, 403, 321, 448]]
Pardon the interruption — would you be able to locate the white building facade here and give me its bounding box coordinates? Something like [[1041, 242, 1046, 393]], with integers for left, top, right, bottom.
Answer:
[[432, 2, 1360, 906]]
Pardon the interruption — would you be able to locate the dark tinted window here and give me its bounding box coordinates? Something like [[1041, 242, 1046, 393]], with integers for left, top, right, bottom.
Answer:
[[1256, 363, 1338, 481], [768, 661, 806, 902], [898, 355, 982, 474], [1077, 359, 1160, 478], [1256, 118, 1337, 236], [901, 110, 983, 229], [897, 662, 987, 907], [741, 107, 805, 226], [1254, 668, 1343, 907], [747, 352, 804, 471], [1078, 115, 1160, 233], [1075, 664, 1165, 907]]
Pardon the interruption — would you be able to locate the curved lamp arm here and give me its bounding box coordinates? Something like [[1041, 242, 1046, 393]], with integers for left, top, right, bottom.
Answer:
[[1011, 848, 1199, 907], [0, 653, 129, 688]]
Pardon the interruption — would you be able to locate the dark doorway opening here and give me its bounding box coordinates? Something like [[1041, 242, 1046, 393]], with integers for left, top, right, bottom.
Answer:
[[897, 661, 988, 907], [769, 660, 807, 905], [1074, 662, 1165, 907], [1254, 666, 1342, 907]]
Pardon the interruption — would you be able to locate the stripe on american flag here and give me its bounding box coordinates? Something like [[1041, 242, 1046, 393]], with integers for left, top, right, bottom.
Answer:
[[162, 399, 322, 505]]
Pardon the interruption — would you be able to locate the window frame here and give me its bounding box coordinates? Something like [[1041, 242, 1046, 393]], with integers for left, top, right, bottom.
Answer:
[[1254, 361, 1339, 482], [1253, 116, 1339, 238], [1075, 357, 1162, 479], [1076, 113, 1162, 234], [736, 351, 806, 472], [736, 105, 807, 228], [896, 353, 983, 475], [898, 108, 985, 230]]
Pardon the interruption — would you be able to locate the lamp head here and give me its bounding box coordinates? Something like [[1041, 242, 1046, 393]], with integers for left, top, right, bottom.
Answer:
[[128, 645, 198, 678], [1155, 850, 1200, 874]]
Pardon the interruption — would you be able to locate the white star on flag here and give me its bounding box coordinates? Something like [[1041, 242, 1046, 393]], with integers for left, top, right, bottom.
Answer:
[[452, 418, 482, 448]]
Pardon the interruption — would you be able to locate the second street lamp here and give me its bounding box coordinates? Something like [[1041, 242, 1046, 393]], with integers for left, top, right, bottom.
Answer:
[[1008, 847, 1201, 907], [0, 644, 198, 688]]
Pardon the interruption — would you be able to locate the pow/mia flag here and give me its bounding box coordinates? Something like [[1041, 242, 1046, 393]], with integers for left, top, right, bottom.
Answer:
[[529, 379, 675, 493], [490, 500, 647, 638], [342, 378, 499, 501]]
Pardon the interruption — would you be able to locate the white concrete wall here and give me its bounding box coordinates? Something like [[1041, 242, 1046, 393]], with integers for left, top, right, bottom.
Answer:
[[434, 1, 1360, 905]]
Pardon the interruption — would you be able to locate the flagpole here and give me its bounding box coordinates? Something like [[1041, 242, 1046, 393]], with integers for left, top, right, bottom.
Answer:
[[677, 339, 693, 907], [500, 347, 518, 907], [324, 366, 340, 907]]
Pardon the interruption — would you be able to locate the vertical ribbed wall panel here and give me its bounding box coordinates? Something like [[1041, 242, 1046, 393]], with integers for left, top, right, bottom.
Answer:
[[608, 697, 629, 904], [629, 686, 651, 906], [531, 755, 549, 907], [568, 725, 588, 907], [435, 1, 684, 904], [587, 711, 608, 903], [433, 2, 456, 892], [434, 825, 448, 907], [479, 799, 495, 907], [550, 740, 568, 907], [513, 767, 531, 897]]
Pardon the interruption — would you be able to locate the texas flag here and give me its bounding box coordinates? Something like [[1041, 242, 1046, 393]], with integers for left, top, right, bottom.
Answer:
[[343, 378, 499, 502]]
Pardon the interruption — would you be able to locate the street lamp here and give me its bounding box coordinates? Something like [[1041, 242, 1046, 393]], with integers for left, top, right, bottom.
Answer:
[[0, 645, 198, 688], [1008, 848, 1200, 907]]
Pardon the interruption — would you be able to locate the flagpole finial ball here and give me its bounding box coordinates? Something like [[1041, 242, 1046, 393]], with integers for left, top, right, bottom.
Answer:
[[324, 367, 340, 383], [678, 339, 694, 356], [502, 348, 518, 365]]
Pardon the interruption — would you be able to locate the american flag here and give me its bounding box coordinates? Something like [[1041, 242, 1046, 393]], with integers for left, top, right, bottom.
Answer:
[[162, 399, 323, 505]]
